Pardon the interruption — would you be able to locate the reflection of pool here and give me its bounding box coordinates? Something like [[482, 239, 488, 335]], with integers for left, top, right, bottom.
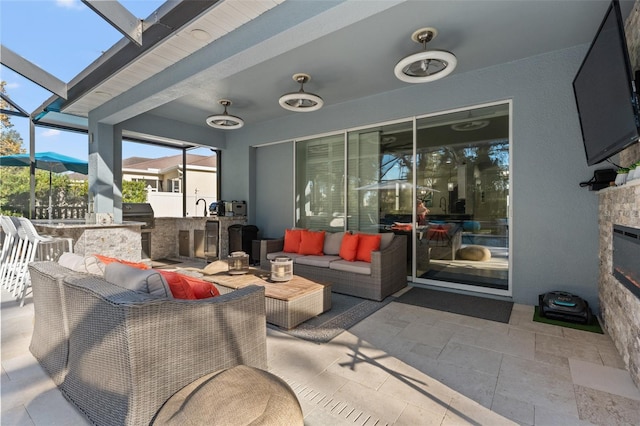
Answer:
[[462, 234, 508, 248]]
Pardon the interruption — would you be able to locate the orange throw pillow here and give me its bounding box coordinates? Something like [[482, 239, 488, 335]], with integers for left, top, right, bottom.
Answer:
[[283, 229, 304, 253], [94, 254, 150, 270], [158, 270, 196, 300], [339, 233, 359, 261], [356, 233, 381, 263], [181, 275, 220, 299], [298, 230, 325, 255]]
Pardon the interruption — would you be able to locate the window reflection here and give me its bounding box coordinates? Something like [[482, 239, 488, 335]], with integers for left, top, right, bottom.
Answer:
[[415, 104, 509, 290], [294, 103, 510, 293]]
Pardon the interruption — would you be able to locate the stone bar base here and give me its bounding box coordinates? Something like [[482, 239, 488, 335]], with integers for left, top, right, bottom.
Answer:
[[33, 221, 143, 261]]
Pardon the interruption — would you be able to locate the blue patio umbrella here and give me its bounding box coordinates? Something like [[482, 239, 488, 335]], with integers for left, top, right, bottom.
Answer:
[[0, 151, 89, 219]]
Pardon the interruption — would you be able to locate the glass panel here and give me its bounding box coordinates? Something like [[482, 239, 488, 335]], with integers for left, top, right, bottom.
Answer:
[[347, 121, 414, 273], [415, 104, 509, 290], [295, 134, 345, 231], [291, 103, 509, 293]]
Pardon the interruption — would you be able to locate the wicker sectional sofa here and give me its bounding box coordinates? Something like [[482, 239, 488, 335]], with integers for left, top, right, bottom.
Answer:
[[28, 261, 267, 426], [260, 232, 407, 301]]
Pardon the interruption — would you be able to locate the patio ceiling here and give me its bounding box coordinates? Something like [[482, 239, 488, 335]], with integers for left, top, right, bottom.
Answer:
[[17, 0, 637, 147]]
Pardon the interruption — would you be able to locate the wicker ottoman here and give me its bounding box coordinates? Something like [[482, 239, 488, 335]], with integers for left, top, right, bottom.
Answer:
[[153, 365, 303, 425]]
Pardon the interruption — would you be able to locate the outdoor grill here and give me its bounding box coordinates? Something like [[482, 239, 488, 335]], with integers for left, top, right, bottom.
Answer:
[[122, 203, 155, 229]]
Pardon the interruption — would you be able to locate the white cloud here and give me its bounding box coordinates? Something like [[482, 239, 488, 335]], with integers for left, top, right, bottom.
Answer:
[[4, 82, 19, 90], [55, 0, 84, 11], [41, 129, 61, 138]]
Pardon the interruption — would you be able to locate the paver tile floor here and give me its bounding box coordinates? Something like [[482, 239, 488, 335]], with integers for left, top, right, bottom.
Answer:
[[2, 269, 639, 425]]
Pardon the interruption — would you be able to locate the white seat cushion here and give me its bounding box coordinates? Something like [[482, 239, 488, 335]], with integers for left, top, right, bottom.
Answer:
[[295, 255, 341, 268], [266, 251, 307, 261], [329, 259, 371, 275]]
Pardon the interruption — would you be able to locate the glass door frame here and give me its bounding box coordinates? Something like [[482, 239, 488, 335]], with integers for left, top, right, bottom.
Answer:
[[411, 99, 512, 297], [290, 100, 513, 297]]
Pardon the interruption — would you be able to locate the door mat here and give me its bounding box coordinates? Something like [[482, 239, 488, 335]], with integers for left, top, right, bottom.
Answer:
[[395, 287, 513, 323], [419, 269, 508, 290], [268, 293, 393, 344], [533, 306, 604, 334]]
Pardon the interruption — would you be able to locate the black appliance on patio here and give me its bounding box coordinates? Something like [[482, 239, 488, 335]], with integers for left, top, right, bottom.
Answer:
[[209, 201, 225, 216], [539, 291, 593, 324], [228, 224, 259, 264], [122, 203, 155, 259]]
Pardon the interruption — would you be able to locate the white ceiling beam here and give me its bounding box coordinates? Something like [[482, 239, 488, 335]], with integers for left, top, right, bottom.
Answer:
[[91, 0, 405, 125], [0, 44, 67, 99], [81, 0, 143, 47]]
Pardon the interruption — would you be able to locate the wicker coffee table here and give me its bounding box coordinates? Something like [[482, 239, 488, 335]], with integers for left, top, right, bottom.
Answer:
[[203, 269, 331, 329]]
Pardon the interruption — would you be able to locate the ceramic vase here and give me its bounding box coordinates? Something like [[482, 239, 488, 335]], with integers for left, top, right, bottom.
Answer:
[[615, 173, 628, 186]]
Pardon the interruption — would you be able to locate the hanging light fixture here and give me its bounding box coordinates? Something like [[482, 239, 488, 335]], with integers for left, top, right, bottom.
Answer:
[[394, 27, 457, 83], [206, 99, 244, 129], [279, 73, 324, 112]]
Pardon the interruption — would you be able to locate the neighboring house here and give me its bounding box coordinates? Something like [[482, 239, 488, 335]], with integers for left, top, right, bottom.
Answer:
[[70, 154, 217, 217], [122, 154, 217, 217]]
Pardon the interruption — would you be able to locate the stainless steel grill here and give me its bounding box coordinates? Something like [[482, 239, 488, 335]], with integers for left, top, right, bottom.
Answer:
[[122, 203, 155, 229]]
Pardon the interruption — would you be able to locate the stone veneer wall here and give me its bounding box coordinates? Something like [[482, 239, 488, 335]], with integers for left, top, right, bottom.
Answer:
[[596, 0, 640, 390], [620, 0, 640, 167], [151, 218, 178, 260], [35, 224, 143, 261], [598, 179, 640, 388]]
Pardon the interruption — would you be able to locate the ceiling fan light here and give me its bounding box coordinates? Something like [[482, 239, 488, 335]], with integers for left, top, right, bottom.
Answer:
[[394, 50, 457, 83], [279, 73, 324, 112], [206, 114, 244, 129], [279, 92, 324, 112], [206, 99, 244, 129], [394, 27, 457, 83]]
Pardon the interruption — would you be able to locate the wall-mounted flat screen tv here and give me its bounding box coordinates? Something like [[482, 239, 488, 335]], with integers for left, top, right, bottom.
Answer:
[[573, 0, 639, 166]]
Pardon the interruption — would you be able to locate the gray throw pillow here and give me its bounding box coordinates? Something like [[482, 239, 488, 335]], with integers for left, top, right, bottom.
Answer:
[[58, 253, 87, 272], [84, 255, 105, 275], [323, 232, 345, 255], [104, 263, 172, 298], [57, 253, 105, 275], [379, 233, 394, 250]]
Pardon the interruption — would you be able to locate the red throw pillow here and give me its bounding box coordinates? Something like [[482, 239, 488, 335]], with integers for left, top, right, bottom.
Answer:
[[339, 233, 359, 261], [356, 233, 381, 263], [158, 270, 196, 300], [283, 229, 304, 253], [94, 254, 150, 270], [298, 230, 325, 255], [181, 275, 220, 299]]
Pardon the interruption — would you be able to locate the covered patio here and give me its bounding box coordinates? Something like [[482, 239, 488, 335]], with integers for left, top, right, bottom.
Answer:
[[2, 262, 639, 425], [2, 1, 640, 424]]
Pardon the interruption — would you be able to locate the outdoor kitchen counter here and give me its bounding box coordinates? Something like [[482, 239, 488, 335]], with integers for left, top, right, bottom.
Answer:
[[170, 216, 247, 260], [32, 219, 144, 229], [32, 220, 143, 261]]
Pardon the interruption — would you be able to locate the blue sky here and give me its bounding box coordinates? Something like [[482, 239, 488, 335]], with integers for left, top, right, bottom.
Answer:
[[1, 0, 210, 160]]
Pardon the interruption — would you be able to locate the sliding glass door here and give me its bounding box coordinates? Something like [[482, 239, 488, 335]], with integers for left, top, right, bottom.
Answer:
[[295, 134, 345, 230], [415, 103, 510, 292], [293, 102, 510, 294], [347, 121, 414, 273]]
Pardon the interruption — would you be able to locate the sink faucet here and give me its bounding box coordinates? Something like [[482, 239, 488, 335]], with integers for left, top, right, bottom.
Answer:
[[196, 198, 207, 217]]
